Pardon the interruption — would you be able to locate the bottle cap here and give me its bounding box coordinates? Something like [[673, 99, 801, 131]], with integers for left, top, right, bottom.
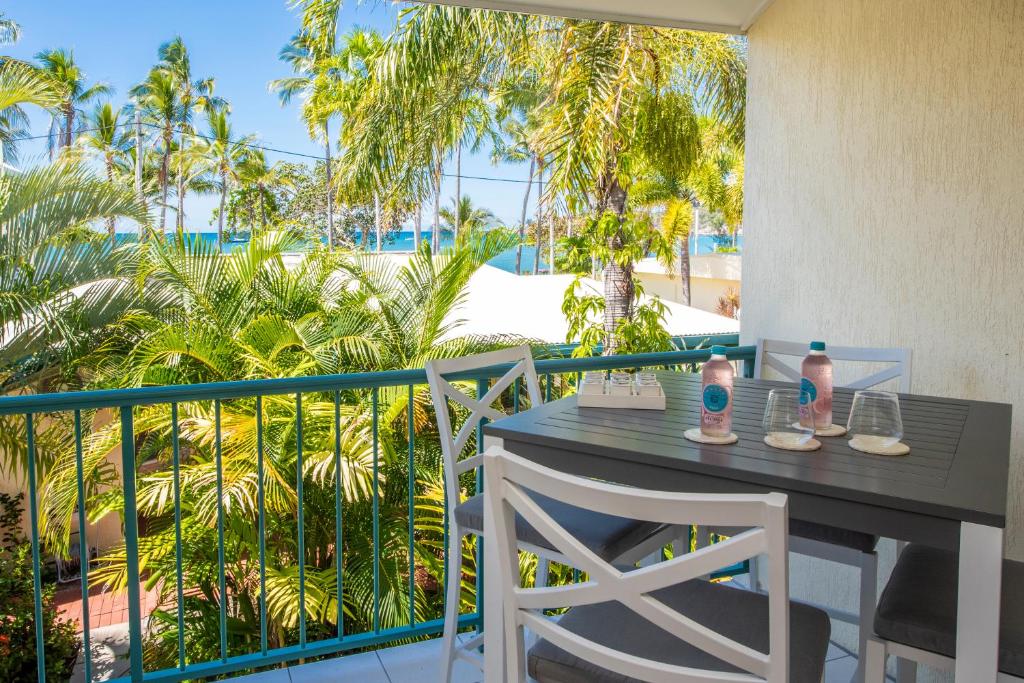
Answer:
[[710, 345, 727, 355], [809, 341, 826, 351]]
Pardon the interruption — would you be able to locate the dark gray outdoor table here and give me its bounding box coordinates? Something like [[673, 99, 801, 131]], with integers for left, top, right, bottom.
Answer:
[[479, 371, 1012, 682]]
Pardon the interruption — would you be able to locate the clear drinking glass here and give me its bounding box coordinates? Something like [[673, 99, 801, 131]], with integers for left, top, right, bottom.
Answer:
[[580, 371, 605, 395], [609, 372, 633, 396], [763, 388, 816, 448], [846, 390, 904, 448]]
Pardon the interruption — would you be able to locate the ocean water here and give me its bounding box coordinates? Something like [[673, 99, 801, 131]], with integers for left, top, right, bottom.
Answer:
[[116, 231, 740, 274]]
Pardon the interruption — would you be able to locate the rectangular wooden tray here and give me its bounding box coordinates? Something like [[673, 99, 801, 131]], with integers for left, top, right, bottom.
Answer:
[[576, 382, 667, 410]]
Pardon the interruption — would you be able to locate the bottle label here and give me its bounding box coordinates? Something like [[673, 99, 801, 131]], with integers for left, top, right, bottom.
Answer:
[[703, 384, 730, 413], [800, 378, 817, 405]]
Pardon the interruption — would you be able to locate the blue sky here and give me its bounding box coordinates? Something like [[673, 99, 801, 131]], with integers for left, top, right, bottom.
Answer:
[[5, 0, 536, 228]]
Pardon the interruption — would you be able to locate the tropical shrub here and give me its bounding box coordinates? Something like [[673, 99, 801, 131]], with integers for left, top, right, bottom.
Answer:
[[0, 493, 79, 682], [561, 211, 675, 355], [37, 230, 528, 669]]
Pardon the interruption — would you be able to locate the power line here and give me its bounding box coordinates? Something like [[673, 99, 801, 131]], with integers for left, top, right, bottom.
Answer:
[[16, 120, 534, 184]]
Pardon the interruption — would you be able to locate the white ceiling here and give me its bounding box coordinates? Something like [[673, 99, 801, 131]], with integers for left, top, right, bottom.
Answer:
[[432, 0, 774, 34]]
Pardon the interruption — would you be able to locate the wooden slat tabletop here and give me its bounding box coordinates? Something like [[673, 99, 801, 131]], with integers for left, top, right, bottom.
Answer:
[[484, 371, 1011, 532]]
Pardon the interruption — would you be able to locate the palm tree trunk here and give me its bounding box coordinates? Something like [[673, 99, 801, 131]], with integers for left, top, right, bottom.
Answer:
[[432, 161, 441, 253], [218, 169, 227, 252], [374, 193, 382, 253], [177, 131, 187, 237], [324, 120, 335, 250], [105, 156, 116, 238], [533, 158, 543, 275], [515, 158, 535, 275], [160, 139, 170, 233], [414, 203, 422, 249], [177, 176, 186, 238], [64, 106, 74, 149], [602, 177, 631, 355], [454, 142, 461, 243], [679, 230, 692, 306], [259, 187, 267, 228]]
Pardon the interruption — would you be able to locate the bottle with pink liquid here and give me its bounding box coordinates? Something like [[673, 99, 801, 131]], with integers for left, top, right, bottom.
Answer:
[[701, 345, 734, 437], [800, 341, 833, 428]]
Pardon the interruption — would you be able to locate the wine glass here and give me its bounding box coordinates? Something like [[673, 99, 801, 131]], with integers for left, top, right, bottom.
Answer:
[[846, 390, 904, 449], [763, 388, 816, 449]]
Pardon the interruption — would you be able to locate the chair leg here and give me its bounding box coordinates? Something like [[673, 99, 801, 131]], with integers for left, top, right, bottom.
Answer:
[[896, 658, 918, 683], [441, 528, 468, 683], [852, 550, 878, 683], [863, 638, 888, 683]]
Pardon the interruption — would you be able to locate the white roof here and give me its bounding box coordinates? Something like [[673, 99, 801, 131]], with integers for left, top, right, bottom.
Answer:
[[635, 254, 742, 281], [444, 264, 739, 343], [434, 0, 773, 34]]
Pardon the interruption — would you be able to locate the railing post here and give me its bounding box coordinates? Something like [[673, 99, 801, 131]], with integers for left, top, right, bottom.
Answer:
[[120, 407, 145, 682], [475, 378, 486, 636], [26, 415, 45, 683]]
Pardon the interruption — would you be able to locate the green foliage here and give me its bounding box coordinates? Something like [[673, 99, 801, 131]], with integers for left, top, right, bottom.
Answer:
[[0, 493, 79, 683], [561, 212, 675, 355], [35, 231, 526, 669]]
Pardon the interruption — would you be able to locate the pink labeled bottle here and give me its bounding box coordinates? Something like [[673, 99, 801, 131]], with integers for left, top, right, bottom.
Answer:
[[701, 345, 734, 437], [800, 341, 833, 428]]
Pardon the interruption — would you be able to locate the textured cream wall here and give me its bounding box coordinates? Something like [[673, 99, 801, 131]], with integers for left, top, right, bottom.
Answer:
[[743, 0, 1024, 669]]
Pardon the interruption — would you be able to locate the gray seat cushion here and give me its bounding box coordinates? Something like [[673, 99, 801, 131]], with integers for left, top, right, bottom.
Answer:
[[874, 543, 1024, 676], [454, 492, 664, 562], [789, 519, 878, 554], [528, 579, 831, 683]]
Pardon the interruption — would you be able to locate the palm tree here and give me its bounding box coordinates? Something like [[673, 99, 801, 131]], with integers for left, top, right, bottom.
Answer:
[[235, 149, 295, 229], [0, 12, 20, 45], [347, 6, 744, 350], [131, 69, 182, 233], [272, 33, 334, 248], [169, 137, 218, 232], [205, 107, 255, 250], [78, 102, 132, 236], [34, 48, 113, 156], [439, 195, 495, 243], [0, 161, 150, 476], [491, 104, 537, 274], [632, 118, 743, 305], [0, 60, 57, 170], [154, 37, 222, 234]]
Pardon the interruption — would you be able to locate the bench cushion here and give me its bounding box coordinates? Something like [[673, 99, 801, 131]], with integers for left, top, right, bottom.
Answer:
[[874, 543, 1024, 676], [528, 579, 831, 683]]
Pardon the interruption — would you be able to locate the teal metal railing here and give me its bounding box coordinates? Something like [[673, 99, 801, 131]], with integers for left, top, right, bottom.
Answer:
[[4, 334, 753, 683]]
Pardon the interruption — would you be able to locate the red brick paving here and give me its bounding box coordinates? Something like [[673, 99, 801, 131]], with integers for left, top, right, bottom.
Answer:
[[56, 581, 162, 632]]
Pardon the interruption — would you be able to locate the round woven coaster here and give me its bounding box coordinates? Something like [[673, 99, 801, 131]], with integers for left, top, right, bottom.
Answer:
[[791, 422, 847, 437], [764, 434, 822, 451], [848, 437, 910, 456], [814, 423, 847, 437], [683, 428, 738, 445]]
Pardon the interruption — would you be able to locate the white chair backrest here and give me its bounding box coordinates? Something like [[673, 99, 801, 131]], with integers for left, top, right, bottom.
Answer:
[[483, 446, 791, 683], [425, 346, 543, 508], [754, 338, 913, 393]]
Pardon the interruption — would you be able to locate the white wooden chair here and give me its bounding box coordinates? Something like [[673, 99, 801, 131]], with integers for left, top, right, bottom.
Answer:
[[750, 338, 912, 681], [754, 339, 912, 393], [426, 346, 672, 682], [483, 445, 833, 683], [864, 544, 1024, 682]]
